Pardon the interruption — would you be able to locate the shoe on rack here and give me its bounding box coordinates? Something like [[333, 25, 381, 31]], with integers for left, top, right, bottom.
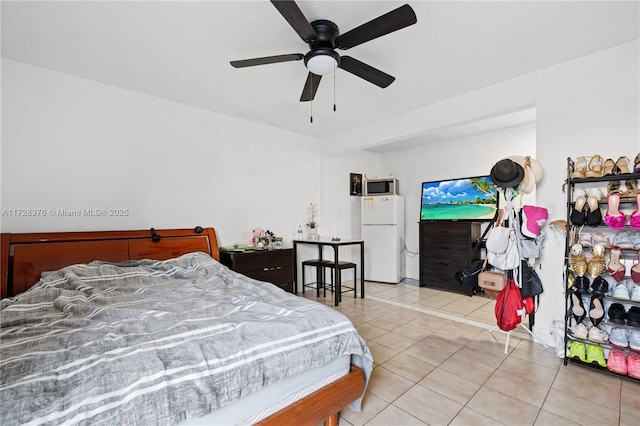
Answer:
[[612, 232, 635, 250], [587, 324, 608, 343], [612, 281, 631, 300], [589, 295, 605, 327], [586, 344, 607, 367], [623, 179, 640, 200], [609, 327, 629, 347], [570, 291, 587, 324], [579, 232, 593, 247], [603, 158, 617, 176], [570, 244, 588, 277], [571, 322, 588, 339], [571, 196, 587, 226], [627, 306, 640, 327], [574, 275, 591, 294], [568, 341, 587, 362], [587, 244, 606, 278], [630, 194, 640, 230], [585, 195, 603, 227], [629, 330, 640, 351], [590, 276, 609, 297], [607, 180, 622, 197], [604, 194, 627, 229], [592, 232, 612, 249], [627, 354, 640, 379], [616, 156, 631, 175], [606, 350, 626, 374], [631, 282, 640, 301], [585, 155, 604, 178], [634, 153, 640, 174], [607, 246, 627, 282], [608, 303, 628, 325], [571, 156, 588, 179]]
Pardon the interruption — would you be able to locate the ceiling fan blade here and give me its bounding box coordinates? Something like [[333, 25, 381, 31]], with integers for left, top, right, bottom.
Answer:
[[335, 4, 417, 50], [230, 53, 304, 68], [300, 72, 322, 102], [270, 0, 317, 42], [338, 56, 395, 88]]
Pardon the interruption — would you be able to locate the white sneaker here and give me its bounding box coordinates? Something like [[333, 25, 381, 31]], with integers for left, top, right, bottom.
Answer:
[[629, 330, 640, 350], [610, 327, 629, 347], [612, 281, 631, 300], [631, 284, 640, 302], [587, 325, 608, 343], [571, 322, 588, 339]]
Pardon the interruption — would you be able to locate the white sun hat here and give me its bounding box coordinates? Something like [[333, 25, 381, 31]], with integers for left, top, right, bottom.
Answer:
[[507, 155, 544, 194]]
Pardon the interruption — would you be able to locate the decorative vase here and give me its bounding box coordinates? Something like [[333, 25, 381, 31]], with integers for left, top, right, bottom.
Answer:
[[306, 226, 318, 240]]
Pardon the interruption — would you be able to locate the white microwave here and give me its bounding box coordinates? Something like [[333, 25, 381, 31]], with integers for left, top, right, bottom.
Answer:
[[364, 178, 399, 196]]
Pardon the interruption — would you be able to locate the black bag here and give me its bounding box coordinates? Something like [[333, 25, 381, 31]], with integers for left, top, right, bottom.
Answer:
[[455, 259, 485, 288], [519, 260, 544, 297]]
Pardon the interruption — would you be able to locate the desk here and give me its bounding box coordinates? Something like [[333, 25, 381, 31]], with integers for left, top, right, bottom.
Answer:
[[293, 238, 364, 306]]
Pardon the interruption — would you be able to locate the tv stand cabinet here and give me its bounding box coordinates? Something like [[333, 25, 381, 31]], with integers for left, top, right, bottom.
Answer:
[[419, 222, 481, 295]]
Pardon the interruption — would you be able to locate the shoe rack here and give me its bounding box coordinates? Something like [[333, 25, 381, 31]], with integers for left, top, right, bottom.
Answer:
[[564, 156, 640, 381]]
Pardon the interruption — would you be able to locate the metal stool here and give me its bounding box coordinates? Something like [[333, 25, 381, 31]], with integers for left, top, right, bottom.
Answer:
[[301, 259, 326, 296], [321, 260, 357, 303]]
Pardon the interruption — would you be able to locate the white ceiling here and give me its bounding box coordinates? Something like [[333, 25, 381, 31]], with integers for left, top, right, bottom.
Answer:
[[1, 1, 638, 139]]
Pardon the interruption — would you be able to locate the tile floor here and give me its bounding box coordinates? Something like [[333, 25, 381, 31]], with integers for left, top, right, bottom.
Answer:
[[299, 280, 640, 426]]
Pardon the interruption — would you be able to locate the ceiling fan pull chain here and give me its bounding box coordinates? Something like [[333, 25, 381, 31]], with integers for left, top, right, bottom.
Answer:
[[333, 66, 337, 112], [310, 99, 313, 123]]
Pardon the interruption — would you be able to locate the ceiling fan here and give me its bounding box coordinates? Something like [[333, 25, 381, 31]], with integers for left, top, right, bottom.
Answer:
[[230, 1, 417, 102]]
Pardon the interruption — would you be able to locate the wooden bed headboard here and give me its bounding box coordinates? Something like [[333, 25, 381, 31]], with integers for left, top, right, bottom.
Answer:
[[1, 227, 220, 299]]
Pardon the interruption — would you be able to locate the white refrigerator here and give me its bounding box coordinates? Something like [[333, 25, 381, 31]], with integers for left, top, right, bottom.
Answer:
[[361, 195, 405, 283]]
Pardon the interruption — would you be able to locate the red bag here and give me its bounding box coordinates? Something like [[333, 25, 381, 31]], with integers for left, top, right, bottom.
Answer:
[[495, 279, 525, 331], [522, 296, 535, 314]]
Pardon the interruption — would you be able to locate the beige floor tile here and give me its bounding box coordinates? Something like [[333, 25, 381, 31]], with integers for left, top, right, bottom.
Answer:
[[365, 404, 426, 426], [533, 409, 581, 426], [620, 378, 640, 421], [355, 323, 388, 341], [438, 352, 498, 385], [551, 365, 621, 408], [418, 333, 468, 354], [542, 388, 619, 425], [380, 352, 435, 383], [449, 407, 505, 425], [373, 331, 417, 352], [498, 354, 559, 387], [418, 367, 482, 405], [393, 384, 464, 425], [366, 341, 399, 365], [402, 340, 456, 367], [392, 322, 436, 341], [509, 341, 564, 370], [366, 366, 415, 403], [484, 370, 551, 407], [339, 391, 388, 426], [467, 386, 540, 425]]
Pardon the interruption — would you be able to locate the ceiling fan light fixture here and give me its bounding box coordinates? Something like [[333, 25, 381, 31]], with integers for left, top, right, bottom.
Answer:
[[305, 49, 339, 76]]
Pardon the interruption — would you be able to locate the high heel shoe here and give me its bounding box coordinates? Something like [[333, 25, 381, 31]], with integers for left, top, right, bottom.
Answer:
[[571, 195, 587, 226], [603, 158, 617, 176], [571, 156, 588, 179], [570, 291, 587, 324], [604, 193, 627, 229], [585, 195, 602, 226], [608, 246, 626, 282], [634, 153, 640, 174], [585, 155, 604, 178], [631, 249, 640, 284], [616, 156, 631, 175], [607, 180, 622, 197], [571, 243, 588, 277], [588, 244, 606, 278], [630, 193, 640, 230], [624, 179, 640, 199], [589, 295, 605, 327]]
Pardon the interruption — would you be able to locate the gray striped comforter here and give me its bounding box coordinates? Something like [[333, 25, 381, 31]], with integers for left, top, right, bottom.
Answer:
[[0, 252, 372, 426]]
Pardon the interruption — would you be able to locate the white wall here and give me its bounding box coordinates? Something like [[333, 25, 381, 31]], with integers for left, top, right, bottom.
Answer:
[[0, 60, 322, 247], [321, 40, 640, 344]]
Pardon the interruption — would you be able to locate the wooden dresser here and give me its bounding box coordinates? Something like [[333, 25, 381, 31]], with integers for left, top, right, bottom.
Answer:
[[419, 222, 481, 295], [220, 248, 294, 293]]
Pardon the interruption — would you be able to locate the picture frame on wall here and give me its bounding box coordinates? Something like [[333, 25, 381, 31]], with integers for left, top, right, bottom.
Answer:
[[350, 173, 362, 196]]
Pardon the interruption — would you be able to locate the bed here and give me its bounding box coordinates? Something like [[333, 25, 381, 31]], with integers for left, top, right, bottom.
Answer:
[[0, 227, 372, 425]]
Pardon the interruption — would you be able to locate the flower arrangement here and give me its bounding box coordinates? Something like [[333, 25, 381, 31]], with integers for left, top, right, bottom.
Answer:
[[306, 203, 318, 229]]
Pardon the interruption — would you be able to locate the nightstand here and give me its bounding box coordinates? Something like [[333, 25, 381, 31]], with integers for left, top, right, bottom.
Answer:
[[219, 248, 294, 293]]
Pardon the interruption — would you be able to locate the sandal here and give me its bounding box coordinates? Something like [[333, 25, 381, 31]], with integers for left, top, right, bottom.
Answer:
[[585, 195, 602, 226], [604, 193, 627, 229], [589, 295, 605, 327], [631, 249, 640, 283], [585, 155, 604, 178], [607, 180, 622, 197], [570, 243, 588, 277], [634, 153, 640, 174], [570, 196, 587, 226], [607, 246, 626, 282], [587, 244, 606, 278], [616, 156, 631, 175], [624, 179, 640, 199], [571, 156, 588, 179], [603, 158, 617, 176], [630, 193, 640, 230]]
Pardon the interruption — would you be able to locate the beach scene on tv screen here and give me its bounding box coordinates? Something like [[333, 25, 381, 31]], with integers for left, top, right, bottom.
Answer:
[[421, 177, 498, 220]]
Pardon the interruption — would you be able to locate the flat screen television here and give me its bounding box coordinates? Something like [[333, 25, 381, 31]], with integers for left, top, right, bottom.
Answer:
[[420, 175, 498, 221]]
